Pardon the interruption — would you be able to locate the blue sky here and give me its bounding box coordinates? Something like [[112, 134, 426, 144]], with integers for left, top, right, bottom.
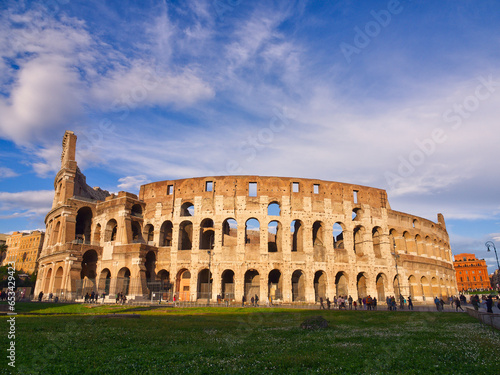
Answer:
[[0, 0, 499, 271]]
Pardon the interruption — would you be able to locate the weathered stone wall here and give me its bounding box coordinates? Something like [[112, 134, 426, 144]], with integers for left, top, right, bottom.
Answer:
[[34, 132, 457, 303]]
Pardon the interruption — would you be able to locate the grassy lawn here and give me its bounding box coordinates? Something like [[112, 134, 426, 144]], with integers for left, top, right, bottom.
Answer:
[[1, 303, 499, 374]]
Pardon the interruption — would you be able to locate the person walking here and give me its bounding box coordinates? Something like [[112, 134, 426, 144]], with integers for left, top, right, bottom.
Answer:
[[348, 295, 353, 310], [434, 296, 441, 311], [408, 296, 414, 310], [319, 297, 325, 309], [242, 295, 246, 307], [455, 297, 464, 312]]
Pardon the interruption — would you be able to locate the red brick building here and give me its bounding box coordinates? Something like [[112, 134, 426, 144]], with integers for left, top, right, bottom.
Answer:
[[454, 253, 490, 291]]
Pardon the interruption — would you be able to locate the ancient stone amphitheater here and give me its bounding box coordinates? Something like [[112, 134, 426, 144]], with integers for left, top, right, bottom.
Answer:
[[34, 131, 457, 304]]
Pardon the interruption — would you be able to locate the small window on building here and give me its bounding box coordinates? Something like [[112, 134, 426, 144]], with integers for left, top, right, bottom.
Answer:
[[205, 181, 213, 192], [292, 182, 299, 193], [314, 184, 319, 194], [249, 182, 257, 197], [167, 185, 174, 195], [353, 190, 358, 204]]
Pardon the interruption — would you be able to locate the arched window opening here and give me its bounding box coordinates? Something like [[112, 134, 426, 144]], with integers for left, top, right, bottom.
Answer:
[[244, 270, 260, 301], [376, 273, 386, 302], [268, 269, 282, 301], [105, 219, 118, 242], [291, 270, 305, 302], [117, 268, 131, 295], [199, 219, 215, 250], [222, 219, 237, 247], [99, 269, 111, 295], [353, 226, 365, 258], [131, 221, 143, 243], [145, 251, 156, 281], [159, 221, 173, 247], [144, 224, 155, 245], [357, 273, 368, 298], [178, 221, 193, 250], [75, 207, 93, 244], [267, 221, 282, 253], [176, 269, 191, 301], [221, 270, 235, 300], [93, 224, 101, 244], [335, 272, 348, 297], [245, 219, 260, 246], [80, 250, 98, 297], [313, 221, 325, 262], [197, 269, 212, 300], [267, 202, 281, 216], [290, 220, 303, 252], [372, 227, 382, 258], [314, 271, 327, 302], [181, 202, 194, 217], [131, 204, 142, 217]]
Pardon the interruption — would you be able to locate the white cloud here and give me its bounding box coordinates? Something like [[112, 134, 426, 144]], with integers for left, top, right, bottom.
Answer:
[[0, 167, 18, 179], [0, 190, 54, 218], [117, 175, 150, 192]]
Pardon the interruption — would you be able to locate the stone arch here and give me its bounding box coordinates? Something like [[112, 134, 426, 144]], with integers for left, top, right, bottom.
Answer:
[[221, 269, 235, 300], [44, 268, 52, 293], [75, 207, 93, 243], [197, 269, 212, 300], [99, 268, 111, 295], [313, 221, 325, 262], [333, 222, 347, 263], [81, 250, 98, 296], [393, 274, 402, 298], [51, 221, 61, 246], [403, 231, 412, 254], [353, 225, 366, 258], [143, 224, 155, 244], [357, 272, 368, 298], [222, 218, 237, 247], [268, 220, 282, 252], [180, 202, 194, 217], [131, 221, 143, 243], [420, 276, 431, 300], [352, 207, 363, 221], [335, 271, 349, 296], [117, 267, 131, 295], [245, 218, 260, 246], [199, 218, 215, 250], [159, 221, 173, 247], [131, 204, 142, 217], [105, 219, 118, 242], [176, 268, 191, 301], [145, 251, 156, 280], [268, 269, 282, 301], [415, 234, 424, 256], [431, 276, 440, 297], [408, 275, 419, 298], [53, 266, 64, 295], [425, 236, 432, 257], [267, 201, 281, 216], [93, 224, 101, 244], [291, 270, 305, 302], [178, 220, 193, 250], [372, 227, 383, 258], [291, 220, 304, 252], [244, 269, 260, 301], [376, 273, 387, 301], [314, 270, 327, 302]]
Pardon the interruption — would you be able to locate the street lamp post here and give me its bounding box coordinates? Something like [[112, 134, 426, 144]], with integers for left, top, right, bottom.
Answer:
[[486, 241, 500, 270]]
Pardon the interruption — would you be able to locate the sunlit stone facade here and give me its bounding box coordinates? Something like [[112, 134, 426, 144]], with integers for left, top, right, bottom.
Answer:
[[34, 131, 457, 303]]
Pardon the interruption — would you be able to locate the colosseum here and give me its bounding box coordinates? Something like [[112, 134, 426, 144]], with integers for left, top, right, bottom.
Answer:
[[34, 131, 458, 304]]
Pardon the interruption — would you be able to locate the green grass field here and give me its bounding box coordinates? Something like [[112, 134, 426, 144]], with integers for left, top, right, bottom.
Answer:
[[1, 303, 499, 374]]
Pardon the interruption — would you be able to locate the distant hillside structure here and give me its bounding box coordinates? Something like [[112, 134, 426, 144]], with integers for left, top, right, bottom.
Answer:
[[4, 231, 44, 274], [34, 131, 457, 303], [453, 253, 491, 291]]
